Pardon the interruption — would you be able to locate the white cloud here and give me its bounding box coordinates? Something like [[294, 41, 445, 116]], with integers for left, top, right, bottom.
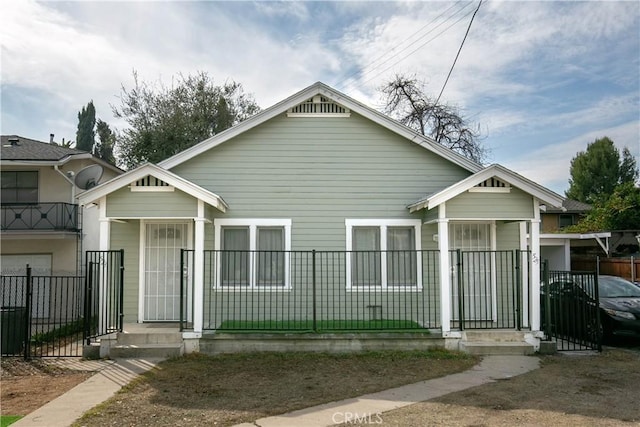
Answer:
[[504, 120, 640, 194]]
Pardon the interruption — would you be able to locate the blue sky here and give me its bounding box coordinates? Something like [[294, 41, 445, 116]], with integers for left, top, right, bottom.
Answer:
[[1, 1, 639, 194]]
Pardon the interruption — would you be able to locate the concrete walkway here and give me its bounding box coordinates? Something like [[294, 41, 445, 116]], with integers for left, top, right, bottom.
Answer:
[[10, 355, 539, 427], [11, 358, 161, 427], [235, 355, 540, 427]]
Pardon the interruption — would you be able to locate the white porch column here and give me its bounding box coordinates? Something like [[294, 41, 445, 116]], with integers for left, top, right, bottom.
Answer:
[[98, 197, 110, 331], [519, 222, 530, 328], [98, 197, 110, 250], [437, 204, 452, 334], [192, 200, 206, 334], [530, 199, 542, 331]]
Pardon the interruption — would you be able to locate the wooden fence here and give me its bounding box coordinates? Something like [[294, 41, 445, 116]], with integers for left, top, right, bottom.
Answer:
[[571, 256, 640, 283]]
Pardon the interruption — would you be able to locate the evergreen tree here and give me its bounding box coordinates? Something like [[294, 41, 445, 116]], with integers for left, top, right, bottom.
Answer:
[[94, 119, 116, 165], [566, 137, 638, 204], [76, 101, 96, 152]]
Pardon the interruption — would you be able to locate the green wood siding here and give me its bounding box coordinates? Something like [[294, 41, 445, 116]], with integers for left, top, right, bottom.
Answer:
[[172, 112, 471, 251], [446, 188, 534, 220], [496, 222, 522, 250], [111, 220, 140, 322], [107, 187, 197, 218]]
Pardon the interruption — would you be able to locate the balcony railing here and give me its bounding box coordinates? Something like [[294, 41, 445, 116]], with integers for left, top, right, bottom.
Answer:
[[1, 202, 79, 232]]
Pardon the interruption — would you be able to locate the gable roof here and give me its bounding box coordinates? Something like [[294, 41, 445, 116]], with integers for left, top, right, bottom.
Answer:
[[1, 134, 122, 173], [77, 163, 228, 213], [545, 198, 591, 214], [159, 82, 483, 173], [407, 164, 564, 212]]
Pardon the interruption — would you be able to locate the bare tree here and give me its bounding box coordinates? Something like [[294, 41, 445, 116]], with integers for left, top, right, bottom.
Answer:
[[380, 74, 485, 163]]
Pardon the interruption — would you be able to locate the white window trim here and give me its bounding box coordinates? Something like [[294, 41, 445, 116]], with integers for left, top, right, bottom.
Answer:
[[345, 219, 422, 292], [213, 218, 292, 291]]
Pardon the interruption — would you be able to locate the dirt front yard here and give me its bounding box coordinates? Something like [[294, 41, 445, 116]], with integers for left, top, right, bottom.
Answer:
[[3, 346, 640, 427], [1, 358, 92, 416], [379, 348, 640, 426]]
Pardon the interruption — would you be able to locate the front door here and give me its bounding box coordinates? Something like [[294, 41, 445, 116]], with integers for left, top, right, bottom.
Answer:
[[450, 223, 495, 322], [143, 222, 191, 321]]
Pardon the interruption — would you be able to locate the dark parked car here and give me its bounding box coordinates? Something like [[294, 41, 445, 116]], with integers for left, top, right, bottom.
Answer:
[[598, 275, 640, 340], [541, 274, 640, 344]]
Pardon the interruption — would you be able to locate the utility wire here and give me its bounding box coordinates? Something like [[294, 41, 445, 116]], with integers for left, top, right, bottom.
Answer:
[[353, 7, 476, 91], [335, 1, 472, 88], [434, 0, 483, 105]]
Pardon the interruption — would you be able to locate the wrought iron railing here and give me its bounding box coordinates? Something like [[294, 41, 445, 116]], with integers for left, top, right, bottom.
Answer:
[[1, 202, 79, 232]]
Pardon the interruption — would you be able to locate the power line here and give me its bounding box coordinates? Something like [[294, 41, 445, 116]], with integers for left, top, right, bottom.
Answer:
[[352, 7, 477, 91], [334, 1, 473, 88], [434, 0, 483, 105]]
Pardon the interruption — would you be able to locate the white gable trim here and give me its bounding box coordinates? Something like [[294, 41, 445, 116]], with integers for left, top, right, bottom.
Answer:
[[408, 164, 564, 213], [77, 163, 228, 213], [159, 82, 482, 173]]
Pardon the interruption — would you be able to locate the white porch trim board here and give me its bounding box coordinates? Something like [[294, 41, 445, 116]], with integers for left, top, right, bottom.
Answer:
[[519, 222, 530, 328], [529, 198, 542, 331], [437, 204, 452, 334], [98, 197, 110, 334], [193, 200, 206, 333]]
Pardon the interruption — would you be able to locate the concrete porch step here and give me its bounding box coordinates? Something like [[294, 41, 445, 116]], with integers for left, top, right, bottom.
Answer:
[[116, 331, 183, 345], [460, 341, 535, 356], [462, 330, 528, 342], [109, 343, 184, 359]]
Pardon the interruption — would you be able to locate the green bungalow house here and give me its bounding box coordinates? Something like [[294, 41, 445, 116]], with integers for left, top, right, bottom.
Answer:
[[77, 82, 563, 356]]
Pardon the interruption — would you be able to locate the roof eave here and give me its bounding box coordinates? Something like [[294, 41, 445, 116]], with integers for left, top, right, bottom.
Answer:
[[408, 164, 564, 213], [77, 164, 227, 213]]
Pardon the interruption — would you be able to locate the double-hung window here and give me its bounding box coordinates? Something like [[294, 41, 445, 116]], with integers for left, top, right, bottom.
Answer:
[[214, 219, 291, 290], [346, 219, 422, 291], [1, 171, 38, 204]]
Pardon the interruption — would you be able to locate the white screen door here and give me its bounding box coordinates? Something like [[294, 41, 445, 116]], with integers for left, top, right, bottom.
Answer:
[[450, 223, 493, 321], [144, 223, 190, 321]]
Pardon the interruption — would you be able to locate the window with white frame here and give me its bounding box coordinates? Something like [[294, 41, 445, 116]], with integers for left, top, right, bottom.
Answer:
[[214, 219, 291, 289], [346, 219, 422, 290]]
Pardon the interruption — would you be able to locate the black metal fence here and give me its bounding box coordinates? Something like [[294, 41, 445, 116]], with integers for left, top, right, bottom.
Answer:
[[0, 250, 124, 358], [84, 250, 125, 344], [541, 264, 601, 351], [1, 269, 85, 358], [180, 249, 529, 333], [451, 250, 528, 330]]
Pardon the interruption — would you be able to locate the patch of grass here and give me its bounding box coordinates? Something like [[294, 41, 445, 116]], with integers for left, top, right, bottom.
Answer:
[[218, 319, 430, 333], [1, 415, 22, 427], [75, 349, 476, 427], [30, 319, 84, 345]]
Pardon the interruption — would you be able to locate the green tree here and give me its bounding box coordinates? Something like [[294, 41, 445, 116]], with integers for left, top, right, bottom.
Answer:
[[380, 74, 485, 163], [566, 137, 638, 204], [566, 182, 640, 232], [76, 101, 96, 152], [113, 71, 260, 168], [94, 119, 116, 165]]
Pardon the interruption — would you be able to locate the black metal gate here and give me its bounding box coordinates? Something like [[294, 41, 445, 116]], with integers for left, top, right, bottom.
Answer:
[[0, 250, 124, 358], [84, 250, 125, 345], [541, 264, 602, 351]]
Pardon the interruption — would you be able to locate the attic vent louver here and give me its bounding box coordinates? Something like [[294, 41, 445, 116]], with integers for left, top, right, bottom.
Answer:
[[130, 176, 174, 192], [287, 95, 350, 117], [469, 177, 511, 193]]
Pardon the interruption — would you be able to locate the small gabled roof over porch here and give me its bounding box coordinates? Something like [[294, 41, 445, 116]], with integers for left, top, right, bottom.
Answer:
[[407, 164, 564, 218], [77, 163, 228, 213]]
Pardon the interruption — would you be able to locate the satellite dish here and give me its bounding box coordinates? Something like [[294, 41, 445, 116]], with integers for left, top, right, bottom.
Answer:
[[74, 164, 103, 190]]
